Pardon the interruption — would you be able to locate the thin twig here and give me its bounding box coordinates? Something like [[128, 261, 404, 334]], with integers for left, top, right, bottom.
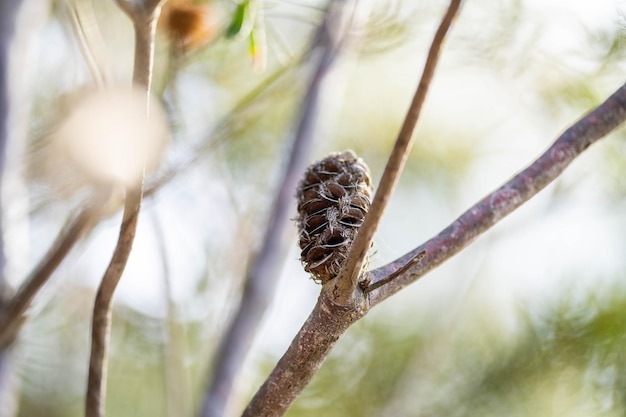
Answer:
[[150, 210, 190, 417], [362, 249, 425, 294], [0, 2, 24, 414], [144, 61, 295, 198], [63, 0, 110, 86], [0, 196, 104, 349], [0, 0, 23, 302], [241, 78, 626, 417], [366, 80, 626, 307], [86, 189, 143, 417], [85, 2, 165, 417], [241, 2, 463, 416], [199, 2, 349, 416], [334, 0, 463, 302]]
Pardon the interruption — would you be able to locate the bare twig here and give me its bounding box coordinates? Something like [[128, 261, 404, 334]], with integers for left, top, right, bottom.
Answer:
[[242, 82, 626, 417], [366, 81, 626, 307], [0, 0, 22, 304], [85, 189, 143, 417], [241, 285, 367, 417], [335, 0, 462, 302], [63, 0, 111, 86], [199, 3, 351, 417], [0, 196, 105, 349], [241, 2, 462, 416], [0, 347, 18, 417], [85, 2, 165, 417], [361, 249, 425, 294], [0, 3, 24, 414], [144, 61, 295, 199], [150, 210, 191, 417]]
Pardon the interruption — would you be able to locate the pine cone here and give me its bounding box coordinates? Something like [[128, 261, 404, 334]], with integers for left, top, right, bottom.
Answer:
[[296, 150, 373, 284]]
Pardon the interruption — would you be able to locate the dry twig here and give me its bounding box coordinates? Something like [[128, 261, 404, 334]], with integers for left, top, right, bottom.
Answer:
[[0, 197, 104, 349], [199, 2, 352, 416], [85, 1, 166, 417], [241, 1, 462, 416], [242, 3, 626, 415], [0, 2, 25, 415], [366, 81, 626, 307], [335, 0, 462, 302]]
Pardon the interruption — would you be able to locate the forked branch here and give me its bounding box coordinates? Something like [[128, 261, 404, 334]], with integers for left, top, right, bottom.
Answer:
[[335, 0, 462, 302], [201, 2, 356, 416], [241, 1, 463, 416], [241, 1, 626, 415], [366, 81, 626, 307]]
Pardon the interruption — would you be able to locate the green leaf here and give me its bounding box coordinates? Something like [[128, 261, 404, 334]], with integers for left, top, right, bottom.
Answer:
[[225, 1, 250, 39]]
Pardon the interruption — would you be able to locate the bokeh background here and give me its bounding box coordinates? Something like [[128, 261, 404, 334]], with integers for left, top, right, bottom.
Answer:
[[5, 0, 626, 416]]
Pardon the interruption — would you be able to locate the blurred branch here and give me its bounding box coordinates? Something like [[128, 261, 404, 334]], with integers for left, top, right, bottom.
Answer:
[[0, 195, 105, 349], [85, 1, 166, 417], [198, 1, 351, 416], [144, 61, 295, 198], [0, 0, 21, 309], [241, 1, 462, 416], [150, 210, 191, 417], [63, 0, 111, 86], [366, 80, 626, 307], [0, 3, 23, 415]]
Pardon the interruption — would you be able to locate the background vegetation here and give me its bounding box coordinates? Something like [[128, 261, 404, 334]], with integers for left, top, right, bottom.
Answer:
[[3, 0, 626, 416]]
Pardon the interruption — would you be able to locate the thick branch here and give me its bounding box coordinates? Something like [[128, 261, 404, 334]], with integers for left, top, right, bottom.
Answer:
[[241, 286, 367, 417], [335, 0, 462, 301], [200, 3, 349, 417], [367, 81, 626, 307]]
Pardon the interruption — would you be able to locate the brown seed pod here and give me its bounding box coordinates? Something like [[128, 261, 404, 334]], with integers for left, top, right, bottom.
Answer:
[[296, 150, 373, 284]]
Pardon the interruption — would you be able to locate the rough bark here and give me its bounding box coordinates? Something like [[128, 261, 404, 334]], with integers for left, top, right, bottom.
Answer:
[[241, 286, 367, 417]]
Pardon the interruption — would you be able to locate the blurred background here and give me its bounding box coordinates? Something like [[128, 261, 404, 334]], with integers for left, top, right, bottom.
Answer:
[[4, 0, 626, 416]]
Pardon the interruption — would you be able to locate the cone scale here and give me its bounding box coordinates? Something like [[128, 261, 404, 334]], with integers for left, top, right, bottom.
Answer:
[[296, 150, 373, 284]]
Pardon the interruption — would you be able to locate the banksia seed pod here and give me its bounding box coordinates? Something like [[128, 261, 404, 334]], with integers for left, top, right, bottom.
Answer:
[[296, 150, 373, 284]]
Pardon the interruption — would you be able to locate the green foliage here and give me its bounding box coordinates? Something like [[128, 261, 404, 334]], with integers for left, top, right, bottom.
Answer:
[[225, 1, 251, 39], [242, 284, 626, 417], [282, 318, 424, 417]]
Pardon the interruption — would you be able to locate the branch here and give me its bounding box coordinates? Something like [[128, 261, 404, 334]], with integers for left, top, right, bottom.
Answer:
[[85, 1, 165, 416], [241, 286, 367, 417], [199, 3, 351, 416], [335, 0, 462, 302], [144, 61, 294, 199], [366, 81, 626, 307], [0, 197, 104, 349], [241, 1, 462, 416], [0, 3, 23, 414], [85, 189, 143, 417], [0, 0, 23, 304]]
